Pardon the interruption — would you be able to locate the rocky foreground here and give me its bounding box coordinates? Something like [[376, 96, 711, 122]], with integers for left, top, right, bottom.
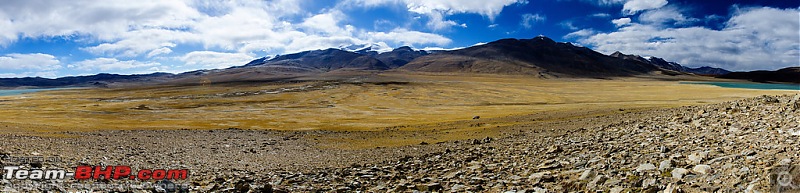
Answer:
[[1, 94, 799, 192]]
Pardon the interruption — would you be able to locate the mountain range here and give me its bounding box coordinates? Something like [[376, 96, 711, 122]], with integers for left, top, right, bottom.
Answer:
[[718, 67, 800, 83], [1, 36, 796, 88]]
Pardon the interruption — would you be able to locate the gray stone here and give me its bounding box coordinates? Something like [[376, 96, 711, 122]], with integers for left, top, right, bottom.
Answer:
[[636, 163, 657, 172], [664, 183, 678, 193], [693, 164, 712, 175], [659, 160, 672, 171], [687, 154, 704, 165], [578, 169, 594, 181], [450, 184, 466, 191], [672, 168, 689, 179], [779, 158, 792, 166]]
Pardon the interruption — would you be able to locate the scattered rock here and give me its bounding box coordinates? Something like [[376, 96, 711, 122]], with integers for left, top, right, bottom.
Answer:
[[636, 163, 657, 173], [672, 168, 689, 179], [0, 94, 796, 192], [692, 164, 712, 175], [659, 160, 672, 171], [578, 169, 595, 181], [545, 145, 563, 154]]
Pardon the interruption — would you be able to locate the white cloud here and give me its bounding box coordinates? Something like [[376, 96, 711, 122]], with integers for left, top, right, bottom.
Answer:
[[179, 51, 255, 69], [576, 7, 800, 71], [591, 13, 612, 18], [622, 0, 668, 15], [0, 71, 58, 78], [611, 18, 632, 26], [0, 1, 202, 47], [559, 21, 579, 30], [638, 6, 698, 26], [0, 53, 61, 70], [564, 29, 597, 39], [521, 14, 546, 29], [366, 29, 452, 46], [424, 11, 460, 30], [300, 10, 350, 36], [590, 0, 627, 6], [147, 47, 174, 58], [421, 46, 465, 51], [342, 0, 526, 30], [71, 58, 159, 72], [0, 0, 461, 75]]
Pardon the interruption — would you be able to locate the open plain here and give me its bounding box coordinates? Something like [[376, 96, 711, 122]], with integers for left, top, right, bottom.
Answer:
[[0, 73, 798, 192]]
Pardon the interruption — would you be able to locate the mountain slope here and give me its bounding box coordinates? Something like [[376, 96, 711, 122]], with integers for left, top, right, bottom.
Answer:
[[619, 54, 731, 76], [401, 36, 661, 77], [245, 48, 390, 71], [718, 67, 800, 84], [0, 73, 173, 88], [375, 46, 429, 68]]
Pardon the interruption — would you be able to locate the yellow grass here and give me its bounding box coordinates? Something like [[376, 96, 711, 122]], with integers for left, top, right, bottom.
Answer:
[[0, 73, 795, 144]]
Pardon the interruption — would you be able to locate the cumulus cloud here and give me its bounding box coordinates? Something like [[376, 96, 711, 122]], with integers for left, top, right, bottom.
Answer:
[[179, 51, 256, 69], [0, 0, 470, 77], [638, 6, 698, 26], [0, 53, 61, 70], [147, 47, 174, 58], [342, 0, 527, 30], [576, 7, 800, 71], [559, 21, 579, 30], [366, 29, 452, 46], [564, 29, 598, 39], [0, 0, 455, 58], [71, 58, 159, 72], [622, 0, 668, 15], [0, 1, 202, 47], [611, 18, 632, 26], [521, 14, 546, 29], [0, 71, 58, 78]]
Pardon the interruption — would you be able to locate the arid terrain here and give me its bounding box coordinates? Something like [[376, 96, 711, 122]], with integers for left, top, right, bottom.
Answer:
[[0, 73, 798, 192]]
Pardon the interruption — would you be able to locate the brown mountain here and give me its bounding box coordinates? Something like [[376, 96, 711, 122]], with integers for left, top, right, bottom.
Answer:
[[244, 48, 389, 71], [375, 46, 429, 68], [609, 52, 731, 76], [718, 67, 800, 84], [400, 36, 662, 77]]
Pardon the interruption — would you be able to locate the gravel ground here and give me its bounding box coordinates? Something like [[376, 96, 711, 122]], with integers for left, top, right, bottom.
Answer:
[[1, 94, 798, 192]]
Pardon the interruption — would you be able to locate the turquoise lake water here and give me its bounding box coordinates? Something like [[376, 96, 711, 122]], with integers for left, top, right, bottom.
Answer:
[[0, 88, 76, 96], [681, 81, 800, 90]]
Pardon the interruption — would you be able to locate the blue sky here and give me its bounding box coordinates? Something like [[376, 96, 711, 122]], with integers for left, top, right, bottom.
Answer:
[[0, 0, 797, 78]]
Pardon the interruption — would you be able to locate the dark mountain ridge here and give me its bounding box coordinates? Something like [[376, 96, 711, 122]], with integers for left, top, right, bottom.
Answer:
[[0, 73, 173, 88], [400, 36, 661, 77], [243, 48, 389, 71], [609, 52, 731, 76], [718, 67, 800, 84], [4, 36, 781, 88]]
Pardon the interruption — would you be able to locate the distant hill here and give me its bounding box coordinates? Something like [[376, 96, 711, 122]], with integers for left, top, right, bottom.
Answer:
[[3, 35, 778, 88], [375, 46, 429, 68], [609, 52, 730, 76], [718, 67, 800, 84], [243, 48, 390, 71], [0, 73, 173, 88], [400, 36, 661, 77]]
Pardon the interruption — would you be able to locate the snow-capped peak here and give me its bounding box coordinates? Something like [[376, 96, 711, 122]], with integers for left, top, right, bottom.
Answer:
[[339, 42, 393, 54]]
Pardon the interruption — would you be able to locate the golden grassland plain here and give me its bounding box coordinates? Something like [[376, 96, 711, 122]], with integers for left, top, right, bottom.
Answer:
[[0, 73, 795, 148]]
